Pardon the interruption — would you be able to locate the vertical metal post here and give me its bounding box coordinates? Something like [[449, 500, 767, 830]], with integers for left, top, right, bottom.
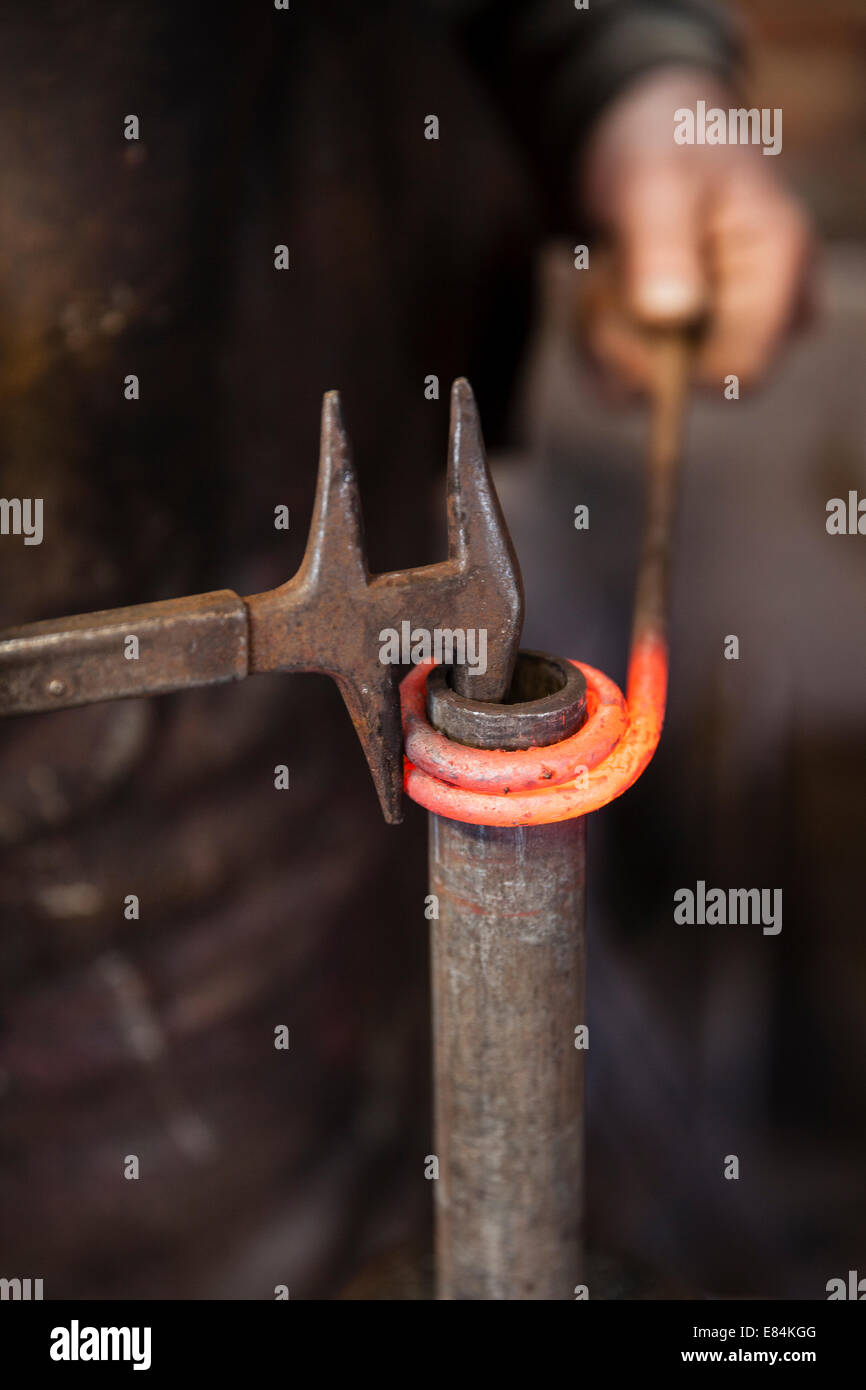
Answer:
[[427, 652, 587, 1300]]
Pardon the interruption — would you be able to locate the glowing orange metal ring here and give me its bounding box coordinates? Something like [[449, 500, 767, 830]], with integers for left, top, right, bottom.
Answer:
[[401, 634, 668, 827]]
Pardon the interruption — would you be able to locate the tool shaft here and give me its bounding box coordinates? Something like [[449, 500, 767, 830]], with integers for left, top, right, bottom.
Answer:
[[0, 590, 248, 715], [632, 330, 691, 651]]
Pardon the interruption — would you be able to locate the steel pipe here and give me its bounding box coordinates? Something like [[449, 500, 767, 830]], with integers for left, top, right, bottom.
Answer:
[[428, 650, 587, 1300]]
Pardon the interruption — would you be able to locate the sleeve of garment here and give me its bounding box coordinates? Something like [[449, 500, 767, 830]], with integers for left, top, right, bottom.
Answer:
[[437, 0, 744, 212]]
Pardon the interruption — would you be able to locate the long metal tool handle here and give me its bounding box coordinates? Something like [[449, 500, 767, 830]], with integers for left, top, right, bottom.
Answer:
[[0, 590, 249, 715]]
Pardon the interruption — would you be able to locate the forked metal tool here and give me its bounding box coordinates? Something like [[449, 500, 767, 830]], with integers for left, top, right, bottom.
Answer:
[[0, 379, 524, 822]]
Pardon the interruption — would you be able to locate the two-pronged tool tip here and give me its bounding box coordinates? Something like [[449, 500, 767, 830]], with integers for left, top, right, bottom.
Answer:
[[247, 378, 524, 821]]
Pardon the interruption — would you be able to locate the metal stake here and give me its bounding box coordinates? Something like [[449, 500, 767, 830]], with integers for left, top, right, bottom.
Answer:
[[427, 651, 588, 1300]]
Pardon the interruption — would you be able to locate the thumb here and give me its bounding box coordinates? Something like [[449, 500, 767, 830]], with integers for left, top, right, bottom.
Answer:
[[617, 162, 707, 326]]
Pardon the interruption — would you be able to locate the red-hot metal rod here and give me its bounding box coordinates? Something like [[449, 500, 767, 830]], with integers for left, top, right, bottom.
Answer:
[[402, 330, 691, 826]]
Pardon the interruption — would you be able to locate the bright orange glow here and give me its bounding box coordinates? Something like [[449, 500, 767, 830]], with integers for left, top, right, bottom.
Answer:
[[400, 633, 668, 826]]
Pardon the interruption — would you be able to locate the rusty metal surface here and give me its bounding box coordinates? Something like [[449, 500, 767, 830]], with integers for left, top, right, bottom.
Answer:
[[0, 379, 524, 823], [0, 590, 248, 715], [245, 379, 523, 823], [426, 649, 586, 750], [427, 650, 587, 1299]]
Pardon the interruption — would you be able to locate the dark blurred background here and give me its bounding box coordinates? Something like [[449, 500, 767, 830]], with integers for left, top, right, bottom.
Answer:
[[0, 0, 863, 1300], [501, 0, 866, 1299]]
